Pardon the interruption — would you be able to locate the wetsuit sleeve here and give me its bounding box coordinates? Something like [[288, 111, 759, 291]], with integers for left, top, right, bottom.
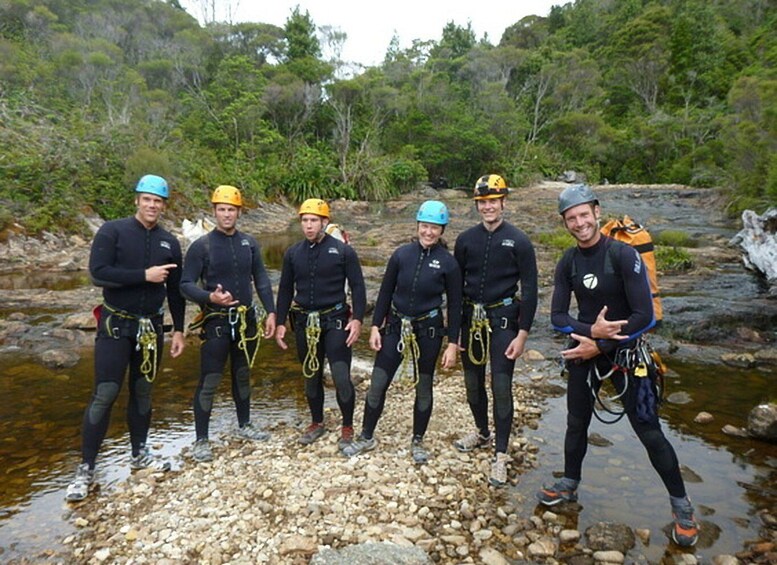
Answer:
[[445, 257, 463, 343], [165, 238, 186, 332], [89, 224, 146, 288], [275, 249, 295, 326], [180, 238, 210, 305], [517, 237, 538, 332], [371, 252, 400, 327], [345, 245, 366, 322], [251, 239, 276, 314], [551, 249, 591, 336]]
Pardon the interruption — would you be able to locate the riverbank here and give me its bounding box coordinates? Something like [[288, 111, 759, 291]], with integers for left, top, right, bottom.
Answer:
[[2, 183, 776, 563]]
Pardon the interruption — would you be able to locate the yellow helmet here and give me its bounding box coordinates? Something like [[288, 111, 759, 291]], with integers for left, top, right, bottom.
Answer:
[[211, 185, 243, 206], [473, 174, 508, 200], [298, 198, 330, 218]]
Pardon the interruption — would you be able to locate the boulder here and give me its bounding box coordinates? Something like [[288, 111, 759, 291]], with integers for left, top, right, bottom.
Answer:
[[311, 541, 432, 564], [747, 403, 777, 441]]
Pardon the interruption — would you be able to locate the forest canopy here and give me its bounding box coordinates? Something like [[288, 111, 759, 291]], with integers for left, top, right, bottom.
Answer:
[[0, 0, 775, 234]]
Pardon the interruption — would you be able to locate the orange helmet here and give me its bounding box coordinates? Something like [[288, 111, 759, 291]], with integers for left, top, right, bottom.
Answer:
[[211, 185, 243, 206], [299, 198, 330, 218], [473, 174, 508, 200]]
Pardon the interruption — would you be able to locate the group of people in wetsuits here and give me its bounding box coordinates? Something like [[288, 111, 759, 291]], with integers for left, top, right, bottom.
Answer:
[[65, 173, 699, 547]]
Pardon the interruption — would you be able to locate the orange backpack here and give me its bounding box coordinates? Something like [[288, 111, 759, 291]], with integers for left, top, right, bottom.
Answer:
[[601, 215, 663, 324]]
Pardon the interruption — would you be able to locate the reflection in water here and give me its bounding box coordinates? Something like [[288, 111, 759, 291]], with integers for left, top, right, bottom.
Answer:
[[1, 340, 775, 560], [515, 361, 777, 562], [0, 339, 315, 558]]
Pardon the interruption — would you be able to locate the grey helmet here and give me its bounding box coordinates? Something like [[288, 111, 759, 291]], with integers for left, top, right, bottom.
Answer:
[[558, 184, 598, 215]]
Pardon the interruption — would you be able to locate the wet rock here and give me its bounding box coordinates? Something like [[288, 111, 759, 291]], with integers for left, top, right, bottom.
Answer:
[[666, 392, 692, 405], [694, 411, 714, 424], [679, 465, 703, 483], [754, 347, 777, 366], [39, 348, 81, 368], [588, 433, 613, 447], [721, 352, 756, 368], [722, 424, 749, 438], [634, 528, 650, 544], [584, 522, 635, 554], [747, 403, 777, 441]]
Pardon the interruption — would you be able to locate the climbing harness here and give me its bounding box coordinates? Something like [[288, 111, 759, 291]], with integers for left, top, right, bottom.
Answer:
[[302, 311, 322, 379], [290, 303, 346, 379], [465, 297, 516, 366], [233, 305, 266, 369], [136, 317, 159, 383], [100, 303, 163, 383], [389, 308, 442, 387], [396, 318, 421, 387], [188, 304, 267, 368], [468, 303, 491, 366], [587, 335, 664, 424]]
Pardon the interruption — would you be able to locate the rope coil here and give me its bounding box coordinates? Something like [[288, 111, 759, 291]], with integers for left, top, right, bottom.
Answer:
[[396, 318, 421, 387], [467, 303, 491, 366], [136, 317, 159, 383], [302, 311, 322, 378]]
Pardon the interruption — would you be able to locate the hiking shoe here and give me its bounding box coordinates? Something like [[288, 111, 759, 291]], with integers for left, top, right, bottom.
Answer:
[[489, 452, 509, 487], [338, 426, 354, 451], [672, 503, 700, 547], [537, 480, 579, 506], [342, 435, 378, 457], [65, 463, 94, 502], [192, 439, 213, 463], [235, 422, 270, 442], [298, 423, 327, 445], [453, 431, 493, 452], [411, 437, 429, 465], [130, 447, 171, 471]]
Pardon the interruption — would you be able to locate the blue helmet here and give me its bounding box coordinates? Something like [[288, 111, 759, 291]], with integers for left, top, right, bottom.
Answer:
[[135, 174, 169, 199], [416, 200, 449, 226]]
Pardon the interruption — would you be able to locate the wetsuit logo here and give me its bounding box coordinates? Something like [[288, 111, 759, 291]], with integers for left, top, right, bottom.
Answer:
[[429, 259, 440, 269], [633, 254, 642, 274], [328, 247, 340, 254], [501, 239, 515, 247], [160, 241, 171, 250], [241, 238, 250, 247], [582, 273, 598, 289]]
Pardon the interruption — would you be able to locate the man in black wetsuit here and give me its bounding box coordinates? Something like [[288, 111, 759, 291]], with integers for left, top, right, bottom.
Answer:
[[536, 183, 699, 548], [275, 199, 366, 448], [453, 174, 538, 487], [66, 174, 186, 502], [180, 185, 277, 463], [343, 200, 462, 462]]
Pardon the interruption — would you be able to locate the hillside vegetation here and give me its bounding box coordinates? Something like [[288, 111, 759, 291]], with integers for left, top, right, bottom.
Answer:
[[0, 0, 775, 234]]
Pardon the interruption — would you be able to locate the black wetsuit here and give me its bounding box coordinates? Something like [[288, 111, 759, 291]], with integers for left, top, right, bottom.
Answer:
[[454, 221, 538, 453], [81, 216, 185, 468], [551, 235, 686, 497], [360, 240, 463, 440], [180, 229, 276, 440], [276, 233, 366, 427]]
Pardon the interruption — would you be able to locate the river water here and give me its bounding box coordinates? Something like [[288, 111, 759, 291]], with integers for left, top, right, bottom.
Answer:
[[1, 189, 776, 562]]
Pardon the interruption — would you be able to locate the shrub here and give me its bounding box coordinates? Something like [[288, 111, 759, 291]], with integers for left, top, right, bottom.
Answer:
[[654, 229, 698, 248], [656, 245, 694, 271]]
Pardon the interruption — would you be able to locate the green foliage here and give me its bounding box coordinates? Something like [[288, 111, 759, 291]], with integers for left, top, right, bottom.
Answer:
[[535, 229, 576, 255], [0, 0, 775, 235], [654, 230, 698, 248], [655, 245, 694, 272]]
